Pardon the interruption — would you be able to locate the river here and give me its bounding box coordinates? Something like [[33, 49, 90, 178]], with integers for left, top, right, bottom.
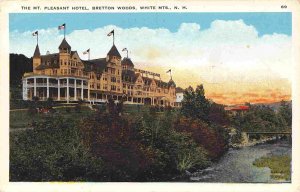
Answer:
[[190, 141, 291, 183]]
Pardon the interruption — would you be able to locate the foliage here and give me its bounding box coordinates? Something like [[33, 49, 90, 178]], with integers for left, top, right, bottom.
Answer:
[[208, 102, 230, 126], [253, 155, 291, 181], [132, 111, 210, 179], [10, 85, 230, 181], [175, 117, 228, 160], [179, 84, 229, 159], [79, 113, 157, 181], [278, 100, 292, 128], [74, 99, 84, 113], [232, 104, 291, 132], [181, 85, 210, 122], [10, 53, 32, 86], [10, 115, 104, 181]]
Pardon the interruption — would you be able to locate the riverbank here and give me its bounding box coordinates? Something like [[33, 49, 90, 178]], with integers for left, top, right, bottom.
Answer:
[[253, 154, 291, 181], [230, 135, 290, 149], [189, 140, 291, 182]]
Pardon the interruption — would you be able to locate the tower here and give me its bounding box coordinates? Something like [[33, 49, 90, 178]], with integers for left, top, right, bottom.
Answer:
[[58, 38, 71, 72], [121, 57, 134, 71], [106, 44, 121, 65], [58, 38, 71, 54], [32, 44, 41, 72]]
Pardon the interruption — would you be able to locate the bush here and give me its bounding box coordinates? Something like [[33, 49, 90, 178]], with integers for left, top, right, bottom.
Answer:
[[175, 117, 228, 160], [132, 111, 210, 179], [74, 104, 81, 113], [79, 113, 157, 181], [10, 115, 104, 181], [65, 107, 71, 113]]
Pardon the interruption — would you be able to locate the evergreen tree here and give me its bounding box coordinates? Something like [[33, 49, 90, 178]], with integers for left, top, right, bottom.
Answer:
[[181, 84, 211, 122]]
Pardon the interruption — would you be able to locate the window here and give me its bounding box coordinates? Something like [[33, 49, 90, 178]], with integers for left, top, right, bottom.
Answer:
[[111, 85, 116, 91], [111, 77, 116, 83], [96, 74, 101, 80], [111, 68, 116, 74]]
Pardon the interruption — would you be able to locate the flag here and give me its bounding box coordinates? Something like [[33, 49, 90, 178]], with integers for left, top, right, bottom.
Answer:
[[32, 31, 38, 36], [83, 49, 90, 55], [58, 23, 65, 30], [166, 69, 171, 73], [122, 48, 127, 51], [107, 30, 114, 36]]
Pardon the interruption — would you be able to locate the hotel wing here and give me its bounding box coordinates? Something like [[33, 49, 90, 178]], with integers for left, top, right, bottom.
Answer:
[[22, 34, 177, 107]]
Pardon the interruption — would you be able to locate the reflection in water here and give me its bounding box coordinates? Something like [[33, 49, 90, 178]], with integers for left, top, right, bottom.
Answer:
[[190, 141, 291, 183]]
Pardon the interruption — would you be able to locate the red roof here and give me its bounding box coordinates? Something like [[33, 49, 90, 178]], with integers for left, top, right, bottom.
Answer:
[[225, 105, 249, 111]]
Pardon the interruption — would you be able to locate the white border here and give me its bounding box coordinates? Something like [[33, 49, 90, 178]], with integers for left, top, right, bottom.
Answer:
[[1, 0, 300, 192]]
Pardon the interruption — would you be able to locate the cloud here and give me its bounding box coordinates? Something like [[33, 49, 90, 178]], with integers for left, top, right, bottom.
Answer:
[[10, 19, 292, 104]]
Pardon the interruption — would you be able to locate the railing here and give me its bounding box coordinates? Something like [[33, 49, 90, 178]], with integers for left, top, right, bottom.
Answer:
[[27, 82, 88, 89], [24, 73, 89, 79]]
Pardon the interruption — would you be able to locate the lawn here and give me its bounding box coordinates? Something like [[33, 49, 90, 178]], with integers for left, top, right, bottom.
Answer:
[[10, 104, 175, 129], [10, 106, 95, 129]]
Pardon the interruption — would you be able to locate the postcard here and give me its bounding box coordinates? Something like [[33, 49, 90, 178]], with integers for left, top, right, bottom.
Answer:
[[0, 0, 300, 192]]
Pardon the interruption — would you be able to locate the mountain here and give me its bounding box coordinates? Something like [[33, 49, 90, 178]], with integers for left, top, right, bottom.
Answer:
[[252, 101, 292, 111], [10, 53, 32, 86]]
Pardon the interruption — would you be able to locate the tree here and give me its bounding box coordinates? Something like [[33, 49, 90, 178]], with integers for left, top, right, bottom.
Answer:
[[9, 54, 32, 86], [181, 84, 211, 122], [208, 102, 230, 126], [278, 100, 292, 128]]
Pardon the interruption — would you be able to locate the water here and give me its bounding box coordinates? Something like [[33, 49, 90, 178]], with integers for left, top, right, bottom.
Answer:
[[190, 141, 291, 183]]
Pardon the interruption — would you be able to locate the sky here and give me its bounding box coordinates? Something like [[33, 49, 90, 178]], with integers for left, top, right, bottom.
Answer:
[[9, 13, 292, 105]]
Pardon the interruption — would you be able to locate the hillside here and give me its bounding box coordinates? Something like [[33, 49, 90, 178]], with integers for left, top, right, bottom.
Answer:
[[10, 53, 32, 86], [253, 101, 292, 111]]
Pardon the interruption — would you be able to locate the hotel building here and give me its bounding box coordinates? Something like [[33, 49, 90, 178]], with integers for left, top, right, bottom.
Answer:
[[22, 37, 177, 106]]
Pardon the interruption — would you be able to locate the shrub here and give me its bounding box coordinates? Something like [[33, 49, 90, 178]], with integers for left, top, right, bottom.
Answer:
[[10, 115, 104, 181], [65, 107, 71, 113], [79, 113, 157, 181], [175, 117, 228, 160]]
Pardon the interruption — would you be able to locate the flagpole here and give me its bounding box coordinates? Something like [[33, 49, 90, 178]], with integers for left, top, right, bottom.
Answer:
[[126, 50, 128, 58], [64, 25, 66, 38], [89, 50, 90, 61], [37, 33, 38, 45], [113, 33, 115, 45]]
